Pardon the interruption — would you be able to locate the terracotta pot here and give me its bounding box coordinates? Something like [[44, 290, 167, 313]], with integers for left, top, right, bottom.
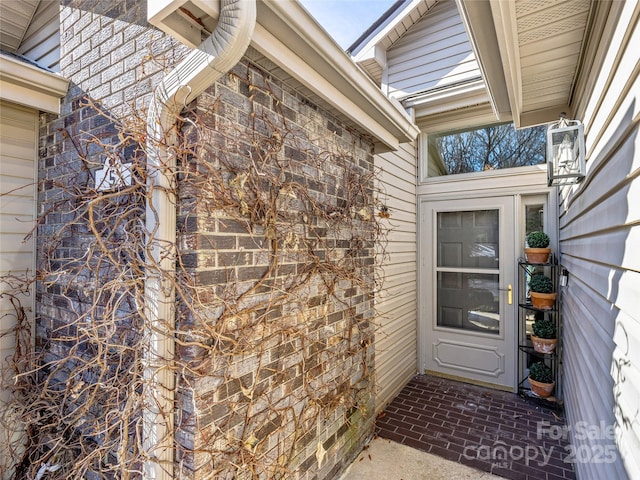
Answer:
[[530, 292, 557, 310], [528, 377, 555, 398], [524, 247, 551, 264], [530, 335, 558, 354]]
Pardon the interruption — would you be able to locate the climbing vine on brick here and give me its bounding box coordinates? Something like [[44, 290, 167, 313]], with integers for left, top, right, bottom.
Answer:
[[0, 60, 387, 480]]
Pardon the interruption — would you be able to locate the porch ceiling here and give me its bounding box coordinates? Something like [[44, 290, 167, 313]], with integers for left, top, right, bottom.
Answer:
[[460, 0, 599, 128]]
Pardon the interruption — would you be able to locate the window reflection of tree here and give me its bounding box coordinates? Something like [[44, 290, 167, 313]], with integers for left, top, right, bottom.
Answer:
[[433, 123, 547, 175]]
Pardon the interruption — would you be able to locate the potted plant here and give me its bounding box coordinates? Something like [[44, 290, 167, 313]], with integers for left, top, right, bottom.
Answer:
[[529, 273, 556, 310], [528, 361, 555, 397], [525, 231, 551, 264], [531, 316, 557, 353]]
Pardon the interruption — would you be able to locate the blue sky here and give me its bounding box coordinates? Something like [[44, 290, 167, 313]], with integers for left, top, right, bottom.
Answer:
[[298, 0, 396, 50]]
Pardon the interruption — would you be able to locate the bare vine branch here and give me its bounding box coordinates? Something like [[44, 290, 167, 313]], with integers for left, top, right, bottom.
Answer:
[[1, 61, 387, 479]]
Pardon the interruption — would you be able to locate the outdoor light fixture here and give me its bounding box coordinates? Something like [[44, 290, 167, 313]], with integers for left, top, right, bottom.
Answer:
[[547, 114, 586, 186]]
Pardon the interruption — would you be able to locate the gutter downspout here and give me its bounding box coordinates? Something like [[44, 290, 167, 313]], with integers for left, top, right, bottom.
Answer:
[[143, 1, 256, 478]]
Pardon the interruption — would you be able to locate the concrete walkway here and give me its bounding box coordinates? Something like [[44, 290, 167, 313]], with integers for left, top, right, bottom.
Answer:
[[339, 437, 501, 480]]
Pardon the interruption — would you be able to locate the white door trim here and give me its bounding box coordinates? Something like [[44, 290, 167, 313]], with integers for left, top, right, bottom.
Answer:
[[420, 196, 516, 389], [416, 167, 554, 390]]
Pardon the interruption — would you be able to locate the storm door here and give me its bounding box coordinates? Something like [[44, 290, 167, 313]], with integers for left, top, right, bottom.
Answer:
[[421, 196, 516, 390]]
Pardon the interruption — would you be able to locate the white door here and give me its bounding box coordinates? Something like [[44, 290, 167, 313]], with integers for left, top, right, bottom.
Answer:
[[420, 196, 516, 390]]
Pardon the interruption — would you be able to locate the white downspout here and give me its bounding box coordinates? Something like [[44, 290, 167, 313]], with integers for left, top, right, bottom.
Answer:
[[143, 1, 256, 479]]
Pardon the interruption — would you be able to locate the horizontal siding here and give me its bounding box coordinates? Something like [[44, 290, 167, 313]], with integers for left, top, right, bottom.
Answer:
[[559, 2, 639, 479], [377, 0, 438, 51], [0, 102, 37, 265], [374, 141, 417, 411], [0, 101, 36, 467], [386, 0, 480, 100], [16, 0, 60, 71]]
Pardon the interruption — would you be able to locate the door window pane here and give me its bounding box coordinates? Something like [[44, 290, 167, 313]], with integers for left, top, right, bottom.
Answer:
[[524, 202, 545, 332], [437, 210, 499, 268], [525, 203, 544, 234], [437, 273, 500, 334]]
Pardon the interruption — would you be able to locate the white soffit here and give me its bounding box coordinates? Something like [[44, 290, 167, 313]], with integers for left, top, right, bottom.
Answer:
[[488, 0, 592, 127], [148, 0, 220, 48], [0, 54, 68, 113], [0, 0, 39, 53]]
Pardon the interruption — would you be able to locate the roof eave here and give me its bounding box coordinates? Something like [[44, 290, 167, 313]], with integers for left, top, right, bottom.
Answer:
[[456, 0, 512, 125], [0, 53, 68, 113], [148, 0, 419, 151], [253, 0, 419, 151], [458, 0, 602, 129]]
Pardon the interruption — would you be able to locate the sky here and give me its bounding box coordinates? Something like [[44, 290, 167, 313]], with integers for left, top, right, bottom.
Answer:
[[298, 0, 397, 50]]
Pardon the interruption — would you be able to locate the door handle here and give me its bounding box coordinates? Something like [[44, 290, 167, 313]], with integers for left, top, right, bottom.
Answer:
[[499, 284, 513, 305]]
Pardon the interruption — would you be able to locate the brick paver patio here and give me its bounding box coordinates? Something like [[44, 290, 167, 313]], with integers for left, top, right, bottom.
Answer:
[[376, 374, 576, 480]]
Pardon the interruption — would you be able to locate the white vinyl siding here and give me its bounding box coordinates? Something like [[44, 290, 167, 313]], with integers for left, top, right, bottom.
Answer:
[[559, 1, 639, 478], [0, 100, 37, 370], [16, 0, 60, 71], [374, 141, 418, 411], [0, 101, 37, 472], [386, 0, 480, 101]]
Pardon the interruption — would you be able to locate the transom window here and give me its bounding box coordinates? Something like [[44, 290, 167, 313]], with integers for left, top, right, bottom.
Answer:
[[427, 123, 546, 177]]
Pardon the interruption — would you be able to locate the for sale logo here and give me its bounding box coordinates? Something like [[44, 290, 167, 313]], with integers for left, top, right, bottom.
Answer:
[[537, 420, 615, 441], [462, 421, 619, 468], [537, 420, 618, 465], [462, 441, 554, 469]]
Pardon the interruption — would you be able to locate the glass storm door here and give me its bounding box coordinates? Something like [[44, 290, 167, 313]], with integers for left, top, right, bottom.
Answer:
[[421, 197, 516, 390]]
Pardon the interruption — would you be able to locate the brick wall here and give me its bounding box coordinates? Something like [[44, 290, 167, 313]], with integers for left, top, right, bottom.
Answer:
[[35, 1, 377, 479], [173, 58, 377, 479]]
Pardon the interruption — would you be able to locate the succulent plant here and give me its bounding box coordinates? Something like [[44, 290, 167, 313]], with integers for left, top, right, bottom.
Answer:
[[526, 231, 550, 249], [528, 362, 553, 384], [529, 274, 554, 293], [532, 317, 556, 339]]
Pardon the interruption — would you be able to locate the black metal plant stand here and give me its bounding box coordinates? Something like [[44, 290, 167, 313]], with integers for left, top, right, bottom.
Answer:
[[517, 255, 563, 410]]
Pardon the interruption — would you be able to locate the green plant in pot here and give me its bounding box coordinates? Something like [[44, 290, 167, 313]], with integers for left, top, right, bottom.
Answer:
[[531, 316, 557, 354], [525, 231, 551, 264], [529, 273, 556, 310], [528, 361, 555, 397]]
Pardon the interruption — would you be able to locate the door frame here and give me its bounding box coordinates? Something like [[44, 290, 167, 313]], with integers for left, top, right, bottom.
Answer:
[[417, 166, 556, 390], [423, 196, 516, 389]]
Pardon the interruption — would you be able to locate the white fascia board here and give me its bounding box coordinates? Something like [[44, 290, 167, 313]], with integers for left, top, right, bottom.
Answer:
[[147, 0, 190, 25], [354, 44, 387, 74], [456, 0, 513, 123], [255, 1, 419, 150], [351, 0, 423, 81], [404, 78, 490, 119], [0, 54, 68, 113], [251, 25, 399, 151], [351, 0, 423, 58], [487, 0, 522, 127], [417, 103, 505, 135]]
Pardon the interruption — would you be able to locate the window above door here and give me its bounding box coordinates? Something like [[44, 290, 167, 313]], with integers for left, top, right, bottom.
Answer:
[[421, 122, 547, 180]]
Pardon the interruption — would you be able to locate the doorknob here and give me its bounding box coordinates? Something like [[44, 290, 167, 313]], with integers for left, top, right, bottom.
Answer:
[[499, 284, 513, 305]]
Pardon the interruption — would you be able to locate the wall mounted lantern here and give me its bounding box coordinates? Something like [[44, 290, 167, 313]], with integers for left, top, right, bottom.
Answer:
[[546, 114, 585, 186]]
